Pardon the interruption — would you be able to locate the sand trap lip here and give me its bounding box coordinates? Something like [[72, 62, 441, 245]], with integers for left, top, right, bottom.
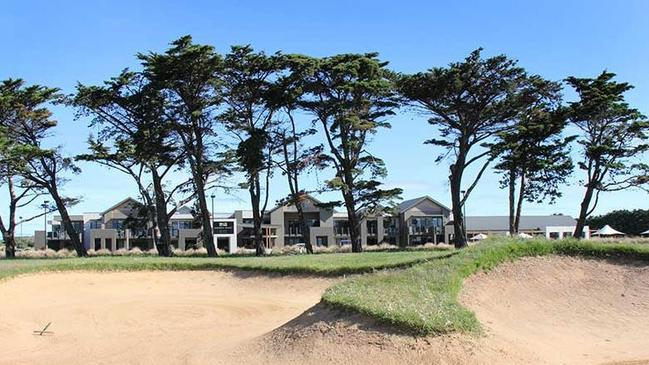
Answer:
[[460, 256, 649, 365], [0, 270, 334, 365]]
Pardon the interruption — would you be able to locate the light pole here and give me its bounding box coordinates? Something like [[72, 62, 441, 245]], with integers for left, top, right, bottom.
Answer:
[[19, 216, 23, 238], [210, 194, 215, 248], [461, 190, 467, 242], [41, 201, 49, 250]]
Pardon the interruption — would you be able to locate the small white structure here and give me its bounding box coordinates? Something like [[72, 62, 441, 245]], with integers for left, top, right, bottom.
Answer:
[[593, 225, 626, 237], [642, 229, 649, 237], [545, 226, 590, 240], [213, 217, 237, 253], [469, 233, 488, 241]]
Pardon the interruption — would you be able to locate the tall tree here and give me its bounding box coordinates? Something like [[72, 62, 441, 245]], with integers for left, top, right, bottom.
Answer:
[[219, 46, 284, 256], [139, 36, 224, 256], [273, 55, 326, 254], [0, 79, 87, 256], [0, 125, 52, 258], [398, 49, 528, 248], [493, 76, 574, 234], [300, 53, 402, 253], [75, 70, 193, 256], [566, 71, 649, 238]]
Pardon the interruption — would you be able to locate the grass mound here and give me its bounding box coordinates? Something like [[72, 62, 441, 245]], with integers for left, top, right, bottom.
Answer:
[[0, 249, 451, 281], [322, 239, 649, 335]]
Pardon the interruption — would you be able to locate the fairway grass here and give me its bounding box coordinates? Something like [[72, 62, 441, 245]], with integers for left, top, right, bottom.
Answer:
[[0, 249, 452, 281], [322, 239, 649, 335]]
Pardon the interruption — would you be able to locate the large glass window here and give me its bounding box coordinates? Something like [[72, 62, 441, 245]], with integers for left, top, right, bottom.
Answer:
[[334, 220, 350, 236], [383, 218, 398, 236], [408, 216, 443, 235], [366, 220, 378, 235]]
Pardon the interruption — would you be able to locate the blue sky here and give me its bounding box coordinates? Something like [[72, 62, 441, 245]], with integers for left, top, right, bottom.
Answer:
[[2, 0, 649, 234]]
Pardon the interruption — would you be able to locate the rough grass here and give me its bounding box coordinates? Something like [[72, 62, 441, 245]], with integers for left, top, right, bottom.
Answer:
[[322, 238, 649, 335], [0, 249, 452, 281]]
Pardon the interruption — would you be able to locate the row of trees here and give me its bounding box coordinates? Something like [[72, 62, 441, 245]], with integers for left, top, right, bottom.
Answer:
[[2, 37, 648, 258]]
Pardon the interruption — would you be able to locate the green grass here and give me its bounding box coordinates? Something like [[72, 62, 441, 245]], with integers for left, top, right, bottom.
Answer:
[[322, 238, 649, 335], [0, 249, 452, 281]]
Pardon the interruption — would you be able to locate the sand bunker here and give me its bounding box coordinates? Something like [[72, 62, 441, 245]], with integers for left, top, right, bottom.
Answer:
[[2, 256, 648, 365], [460, 256, 649, 365], [0, 271, 333, 365]]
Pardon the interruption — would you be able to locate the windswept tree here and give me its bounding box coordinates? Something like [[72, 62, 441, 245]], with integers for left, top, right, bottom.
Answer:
[[273, 54, 326, 254], [566, 71, 649, 238], [493, 76, 574, 234], [75, 70, 194, 256], [139, 36, 224, 256], [0, 79, 87, 256], [300, 53, 402, 253], [0, 125, 52, 258], [219, 46, 285, 256], [398, 49, 528, 248]]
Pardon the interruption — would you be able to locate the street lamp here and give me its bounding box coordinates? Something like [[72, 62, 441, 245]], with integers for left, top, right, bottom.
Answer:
[[18, 216, 23, 238], [41, 200, 49, 250], [210, 194, 215, 224], [460, 190, 467, 242]]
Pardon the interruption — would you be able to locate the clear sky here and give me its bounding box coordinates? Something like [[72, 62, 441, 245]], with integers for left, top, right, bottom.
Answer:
[[2, 0, 649, 235]]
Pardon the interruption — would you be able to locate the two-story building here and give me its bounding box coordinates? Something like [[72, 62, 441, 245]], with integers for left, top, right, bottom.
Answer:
[[35, 195, 454, 252]]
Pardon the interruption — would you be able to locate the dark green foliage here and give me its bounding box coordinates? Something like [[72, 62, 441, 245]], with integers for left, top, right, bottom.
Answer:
[[74, 70, 191, 257], [398, 49, 529, 248], [566, 71, 649, 237], [139, 36, 225, 257], [300, 53, 402, 252], [492, 76, 574, 233], [586, 209, 649, 235], [219, 45, 287, 255], [0, 79, 86, 257]]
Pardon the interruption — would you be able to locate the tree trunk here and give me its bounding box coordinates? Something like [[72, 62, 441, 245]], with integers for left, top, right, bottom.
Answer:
[[250, 175, 266, 256], [295, 202, 313, 254], [574, 183, 595, 239], [48, 187, 87, 257], [2, 233, 16, 259], [152, 170, 172, 257], [513, 173, 526, 234], [508, 169, 516, 235], [342, 193, 362, 253], [187, 153, 216, 256], [449, 162, 467, 248]]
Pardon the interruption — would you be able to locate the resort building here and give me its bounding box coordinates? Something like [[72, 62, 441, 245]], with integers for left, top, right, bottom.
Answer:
[[34, 195, 452, 252], [444, 215, 590, 241], [34, 195, 587, 252]]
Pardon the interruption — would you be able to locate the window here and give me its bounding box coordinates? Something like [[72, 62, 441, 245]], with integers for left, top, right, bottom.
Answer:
[[366, 220, 378, 235], [408, 216, 443, 235], [105, 238, 112, 250], [316, 236, 328, 247], [383, 218, 398, 236], [334, 220, 350, 236]]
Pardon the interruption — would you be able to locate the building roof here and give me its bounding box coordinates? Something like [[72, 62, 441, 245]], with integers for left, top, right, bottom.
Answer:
[[267, 194, 327, 214], [101, 197, 140, 215], [448, 215, 577, 232], [398, 196, 451, 213]]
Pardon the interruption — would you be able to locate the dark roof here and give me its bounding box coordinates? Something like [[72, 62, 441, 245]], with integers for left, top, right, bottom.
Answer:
[[447, 215, 577, 231], [398, 196, 451, 213]]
